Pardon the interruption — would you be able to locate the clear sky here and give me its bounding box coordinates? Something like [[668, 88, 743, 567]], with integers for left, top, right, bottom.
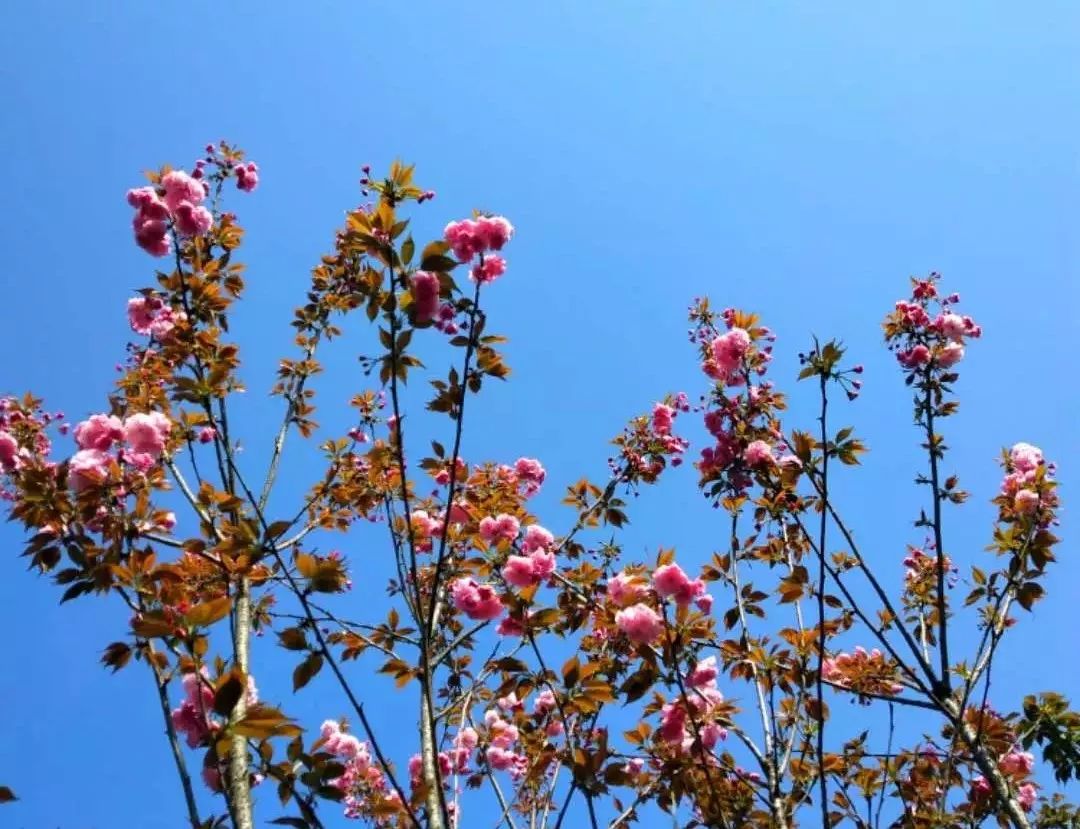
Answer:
[[1, 2, 1077, 827]]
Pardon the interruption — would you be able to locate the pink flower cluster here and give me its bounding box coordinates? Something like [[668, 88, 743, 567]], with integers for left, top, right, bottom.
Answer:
[[483, 709, 528, 779], [170, 670, 216, 748], [653, 563, 713, 613], [69, 411, 171, 490], [127, 170, 212, 257], [696, 382, 795, 498], [0, 430, 19, 473], [451, 578, 503, 621], [615, 396, 691, 482], [705, 327, 751, 384], [657, 657, 727, 755], [479, 513, 520, 545], [410, 271, 441, 323], [970, 749, 1037, 811], [822, 646, 903, 700], [902, 546, 957, 595], [887, 277, 981, 371], [235, 161, 259, 192], [615, 603, 663, 644], [502, 524, 557, 588], [1000, 442, 1057, 523], [128, 295, 184, 340], [513, 457, 546, 496], [0, 399, 59, 477], [319, 720, 401, 818], [409, 509, 444, 553], [606, 571, 648, 606], [444, 216, 514, 262]]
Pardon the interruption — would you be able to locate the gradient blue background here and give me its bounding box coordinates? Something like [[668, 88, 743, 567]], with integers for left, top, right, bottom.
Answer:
[[1, 2, 1077, 826]]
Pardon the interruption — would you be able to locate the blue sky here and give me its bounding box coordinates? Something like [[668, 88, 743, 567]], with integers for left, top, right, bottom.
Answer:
[[1, 2, 1077, 826]]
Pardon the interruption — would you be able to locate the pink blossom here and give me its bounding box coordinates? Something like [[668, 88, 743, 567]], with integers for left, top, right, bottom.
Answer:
[[173, 202, 213, 237], [410, 509, 442, 539], [198, 427, 216, 444], [896, 344, 932, 369], [236, 162, 259, 192], [521, 524, 554, 553], [607, 571, 646, 606], [471, 255, 507, 284], [450, 578, 503, 621], [1010, 443, 1043, 474], [128, 296, 181, 339], [321, 720, 367, 762], [653, 563, 708, 607], [495, 615, 525, 636], [454, 727, 478, 751], [487, 746, 525, 774], [653, 563, 691, 598], [700, 722, 727, 750], [74, 414, 124, 451], [133, 215, 171, 257], [652, 403, 675, 435], [687, 656, 719, 689], [999, 750, 1034, 776], [128, 297, 161, 335], [896, 300, 930, 327], [743, 440, 773, 467], [502, 555, 537, 587], [475, 216, 514, 251], [934, 312, 969, 341], [1017, 782, 1037, 811], [615, 602, 663, 644], [171, 670, 215, 748], [485, 711, 519, 747], [533, 689, 557, 715], [529, 550, 555, 581], [658, 703, 687, 744], [0, 431, 18, 471], [69, 449, 112, 491], [444, 219, 482, 261], [936, 342, 964, 368], [447, 501, 470, 524], [514, 457, 546, 495], [123, 412, 171, 457], [161, 170, 207, 213], [709, 328, 751, 378], [445, 216, 514, 262], [970, 775, 992, 799], [1014, 489, 1039, 515], [411, 271, 441, 323], [127, 187, 170, 220], [497, 692, 525, 713], [479, 513, 520, 544], [502, 550, 555, 587]]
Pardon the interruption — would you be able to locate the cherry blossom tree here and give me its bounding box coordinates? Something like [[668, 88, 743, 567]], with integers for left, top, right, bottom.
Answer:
[[1, 143, 1077, 829]]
